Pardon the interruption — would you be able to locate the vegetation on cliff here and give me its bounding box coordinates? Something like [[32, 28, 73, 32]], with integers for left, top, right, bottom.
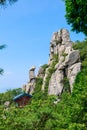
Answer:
[[0, 39, 87, 130]]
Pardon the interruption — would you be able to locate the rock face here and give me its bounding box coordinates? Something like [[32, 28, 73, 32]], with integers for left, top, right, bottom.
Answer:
[[42, 29, 81, 95], [48, 69, 64, 95], [67, 62, 81, 91], [37, 66, 45, 79], [42, 67, 49, 91], [22, 66, 36, 95], [29, 66, 36, 80]]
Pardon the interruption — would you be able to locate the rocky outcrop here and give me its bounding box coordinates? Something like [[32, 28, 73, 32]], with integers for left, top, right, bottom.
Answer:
[[29, 66, 36, 80], [37, 66, 45, 79], [22, 28, 81, 97], [22, 66, 36, 95], [42, 29, 81, 95]]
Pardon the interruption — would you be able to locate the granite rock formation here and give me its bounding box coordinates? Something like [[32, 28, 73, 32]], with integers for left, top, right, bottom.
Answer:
[[42, 29, 81, 95], [22, 29, 81, 97], [22, 66, 36, 95]]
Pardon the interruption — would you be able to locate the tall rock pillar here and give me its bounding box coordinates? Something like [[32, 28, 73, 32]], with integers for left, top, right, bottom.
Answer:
[[23, 66, 36, 95]]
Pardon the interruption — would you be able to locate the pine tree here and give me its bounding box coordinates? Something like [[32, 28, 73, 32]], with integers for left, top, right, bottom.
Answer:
[[64, 0, 87, 35]]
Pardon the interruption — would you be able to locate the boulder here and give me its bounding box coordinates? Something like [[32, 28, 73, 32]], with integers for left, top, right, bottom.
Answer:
[[4, 101, 10, 107], [65, 50, 80, 66], [54, 99, 60, 104]]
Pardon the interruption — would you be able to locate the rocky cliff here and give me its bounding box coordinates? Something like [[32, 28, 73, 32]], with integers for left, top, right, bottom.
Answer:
[[40, 29, 81, 96], [23, 29, 81, 96]]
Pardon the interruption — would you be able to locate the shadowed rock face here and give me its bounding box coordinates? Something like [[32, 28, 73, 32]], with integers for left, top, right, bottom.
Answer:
[[42, 29, 81, 95]]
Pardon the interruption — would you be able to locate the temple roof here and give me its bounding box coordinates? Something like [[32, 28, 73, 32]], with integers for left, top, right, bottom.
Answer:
[[13, 93, 32, 101]]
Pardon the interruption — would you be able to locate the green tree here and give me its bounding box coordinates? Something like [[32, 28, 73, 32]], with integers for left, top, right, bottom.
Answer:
[[64, 0, 87, 35], [0, 0, 18, 5]]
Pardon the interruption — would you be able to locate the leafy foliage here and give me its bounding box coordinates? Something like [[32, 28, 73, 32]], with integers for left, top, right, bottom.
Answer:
[[41, 64, 49, 75], [63, 77, 70, 93], [0, 44, 6, 49], [73, 38, 87, 68], [0, 68, 4, 75], [64, 0, 87, 35], [0, 88, 22, 105], [0, 0, 18, 6]]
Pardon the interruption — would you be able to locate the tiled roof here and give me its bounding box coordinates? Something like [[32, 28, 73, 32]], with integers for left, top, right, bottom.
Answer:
[[13, 93, 32, 101]]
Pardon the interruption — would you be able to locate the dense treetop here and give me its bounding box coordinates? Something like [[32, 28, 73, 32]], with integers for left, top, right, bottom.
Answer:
[[64, 0, 87, 35], [0, 0, 17, 5]]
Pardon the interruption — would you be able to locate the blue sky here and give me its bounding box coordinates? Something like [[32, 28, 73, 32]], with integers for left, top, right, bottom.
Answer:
[[0, 0, 85, 92]]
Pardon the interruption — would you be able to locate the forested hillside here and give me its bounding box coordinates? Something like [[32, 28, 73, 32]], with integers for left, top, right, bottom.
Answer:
[[0, 39, 87, 130]]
